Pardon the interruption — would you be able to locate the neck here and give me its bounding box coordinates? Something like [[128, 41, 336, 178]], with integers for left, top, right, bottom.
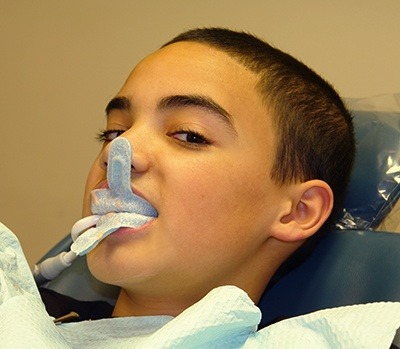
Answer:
[[112, 288, 202, 317]]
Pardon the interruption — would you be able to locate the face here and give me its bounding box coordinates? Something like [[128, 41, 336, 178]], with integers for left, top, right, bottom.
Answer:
[[84, 42, 287, 301]]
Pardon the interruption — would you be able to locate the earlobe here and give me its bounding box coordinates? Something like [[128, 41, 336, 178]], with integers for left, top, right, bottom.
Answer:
[[271, 180, 334, 242]]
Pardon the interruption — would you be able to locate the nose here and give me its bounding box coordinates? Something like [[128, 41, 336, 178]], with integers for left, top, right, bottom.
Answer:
[[100, 137, 151, 197], [100, 136, 150, 174]]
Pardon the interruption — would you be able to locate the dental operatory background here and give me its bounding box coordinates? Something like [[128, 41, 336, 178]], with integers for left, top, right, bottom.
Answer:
[[1, 0, 399, 266]]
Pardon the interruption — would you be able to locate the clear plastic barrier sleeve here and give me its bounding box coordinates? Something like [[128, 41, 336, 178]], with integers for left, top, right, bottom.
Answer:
[[335, 93, 400, 231]]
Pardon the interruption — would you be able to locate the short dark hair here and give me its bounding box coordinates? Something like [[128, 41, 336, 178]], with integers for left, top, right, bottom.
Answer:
[[163, 27, 356, 284]]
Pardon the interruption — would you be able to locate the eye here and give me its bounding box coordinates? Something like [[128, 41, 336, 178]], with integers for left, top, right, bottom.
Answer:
[[169, 129, 212, 148], [174, 131, 208, 144], [96, 129, 125, 143]]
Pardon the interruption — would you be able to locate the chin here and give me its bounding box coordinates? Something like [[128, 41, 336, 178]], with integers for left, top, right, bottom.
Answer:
[[86, 245, 152, 287]]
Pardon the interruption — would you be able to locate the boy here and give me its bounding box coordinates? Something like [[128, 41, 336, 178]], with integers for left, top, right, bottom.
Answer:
[[11, 28, 399, 348], [82, 27, 354, 318]]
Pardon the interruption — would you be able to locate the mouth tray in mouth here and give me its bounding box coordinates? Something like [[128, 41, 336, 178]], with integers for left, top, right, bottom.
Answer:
[[71, 137, 158, 255]]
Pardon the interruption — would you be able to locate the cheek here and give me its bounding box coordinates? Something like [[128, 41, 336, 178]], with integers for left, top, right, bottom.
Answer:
[[161, 165, 272, 248]]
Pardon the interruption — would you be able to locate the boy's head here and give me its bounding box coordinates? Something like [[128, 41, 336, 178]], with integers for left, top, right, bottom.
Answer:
[[82, 28, 355, 316], [164, 28, 355, 224]]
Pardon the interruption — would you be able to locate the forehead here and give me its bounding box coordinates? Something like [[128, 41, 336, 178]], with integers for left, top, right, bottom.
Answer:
[[129, 41, 255, 85], [118, 41, 275, 150], [119, 42, 263, 115]]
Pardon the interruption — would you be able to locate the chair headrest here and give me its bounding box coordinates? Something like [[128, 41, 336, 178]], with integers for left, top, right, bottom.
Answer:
[[336, 95, 400, 229]]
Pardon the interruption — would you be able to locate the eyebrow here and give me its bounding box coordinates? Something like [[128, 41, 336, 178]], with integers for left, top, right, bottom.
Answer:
[[105, 96, 131, 115], [105, 94, 237, 135], [158, 94, 237, 135]]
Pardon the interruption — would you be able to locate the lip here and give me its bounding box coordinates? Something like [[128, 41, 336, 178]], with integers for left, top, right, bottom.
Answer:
[[106, 218, 155, 240], [93, 179, 156, 211], [95, 180, 109, 190]]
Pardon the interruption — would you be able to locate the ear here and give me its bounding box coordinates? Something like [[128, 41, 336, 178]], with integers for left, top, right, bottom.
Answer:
[[270, 180, 334, 242]]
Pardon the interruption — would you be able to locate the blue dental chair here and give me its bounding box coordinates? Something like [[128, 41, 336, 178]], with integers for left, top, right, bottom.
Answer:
[[38, 106, 400, 327]]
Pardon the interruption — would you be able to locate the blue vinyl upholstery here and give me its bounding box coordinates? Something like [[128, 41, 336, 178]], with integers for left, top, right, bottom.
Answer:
[[259, 229, 400, 326]]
